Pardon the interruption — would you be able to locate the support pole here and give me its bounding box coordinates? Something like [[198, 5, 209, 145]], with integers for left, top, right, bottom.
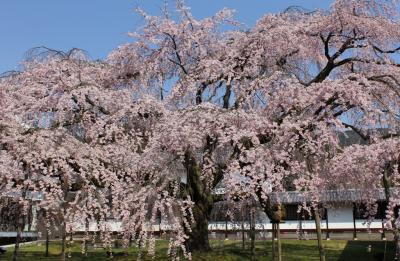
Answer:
[[381, 219, 386, 240], [352, 203, 357, 240], [325, 208, 330, 240], [277, 222, 282, 261], [225, 215, 228, 239], [272, 223, 276, 261]]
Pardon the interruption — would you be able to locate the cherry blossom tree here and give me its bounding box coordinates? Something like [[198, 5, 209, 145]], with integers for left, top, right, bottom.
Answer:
[[0, 47, 198, 260], [108, 0, 400, 258], [0, 49, 128, 260], [1, 0, 400, 260]]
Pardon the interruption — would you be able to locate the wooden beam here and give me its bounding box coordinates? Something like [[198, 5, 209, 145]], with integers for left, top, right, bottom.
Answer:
[[352, 203, 358, 240], [325, 208, 330, 240]]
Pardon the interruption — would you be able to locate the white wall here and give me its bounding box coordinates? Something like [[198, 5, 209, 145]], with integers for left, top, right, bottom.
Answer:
[[327, 204, 354, 229], [68, 204, 384, 232], [208, 203, 383, 231]]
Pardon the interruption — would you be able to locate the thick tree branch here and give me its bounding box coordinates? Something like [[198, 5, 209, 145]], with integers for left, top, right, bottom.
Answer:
[[342, 122, 370, 141]]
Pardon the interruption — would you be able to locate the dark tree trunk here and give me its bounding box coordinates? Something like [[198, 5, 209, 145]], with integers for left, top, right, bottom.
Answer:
[[68, 229, 73, 258], [42, 211, 50, 257], [61, 221, 66, 261], [383, 165, 400, 259], [27, 205, 32, 231], [394, 231, 400, 260], [45, 229, 49, 257], [183, 151, 213, 252], [249, 209, 256, 261], [241, 218, 245, 250], [187, 204, 211, 251], [225, 215, 228, 239], [12, 222, 23, 261], [83, 221, 89, 256]]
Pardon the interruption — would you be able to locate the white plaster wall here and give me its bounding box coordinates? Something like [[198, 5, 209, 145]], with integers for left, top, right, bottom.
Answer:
[[327, 204, 383, 230], [281, 220, 327, 230], [355, 220, 384, 229], [68, 205, 384, 232], [326, 204, 354, 229], [0, 231, 38, 237], [207, 220, 327, 230], [208, 204, 381, 231]]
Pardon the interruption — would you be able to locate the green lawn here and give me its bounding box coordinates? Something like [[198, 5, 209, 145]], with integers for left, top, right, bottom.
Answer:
[[0, 239, 394, 260]]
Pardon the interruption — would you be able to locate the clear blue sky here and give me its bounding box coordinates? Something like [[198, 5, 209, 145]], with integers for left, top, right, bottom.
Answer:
[[0, 0, 332, 73]]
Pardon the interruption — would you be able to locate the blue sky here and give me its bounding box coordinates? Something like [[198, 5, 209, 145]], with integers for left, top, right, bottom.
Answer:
[[0, 0, 332, 73]]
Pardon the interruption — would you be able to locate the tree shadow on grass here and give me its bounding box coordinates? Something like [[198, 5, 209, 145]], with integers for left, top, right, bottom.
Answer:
[[338, 241, 394, 261], [281, 242, 326, 260], [197, 240, 270, 261]]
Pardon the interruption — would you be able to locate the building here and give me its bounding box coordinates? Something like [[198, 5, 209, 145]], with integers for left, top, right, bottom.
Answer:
[[208, 189, 393, 240]]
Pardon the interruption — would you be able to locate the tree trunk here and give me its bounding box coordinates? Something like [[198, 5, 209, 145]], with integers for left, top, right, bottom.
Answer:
[[83, 220, 89, 256], [45, 229, 49, 257], [12, 222, 23, 261], [184, 151, 213, 252], [277, 223, 282, 261], [241, 218, 245, 250], [314, 207, 326, 261], [68, 229, 73, 258], [249, 209, 255, 261], [261, 198, 285, 261], [187, 204, 211, 251], [61, 221, 66, 261], [382, 165, 400, 259], [394, 231, 400, 260], [225, 215, 228, 239]]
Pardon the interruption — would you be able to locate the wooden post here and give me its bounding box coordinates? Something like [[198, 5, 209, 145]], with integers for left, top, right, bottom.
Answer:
[[272, 223, 276, 261], [241, 218, 245, 249], [381, 219, 386, 240], [159, 213, 162, 239], [250, 210, 255, 261], [352, 203, 357, 240], [27, 205, 32, 232], [83, 220, 89, 256], [61, 221, 66, 261], [225, 215, 228, 239], [44, 212, 49, 257], [325, 208, 330, 240], [299, 218, 304, 240], [277, 222, 282, 261]]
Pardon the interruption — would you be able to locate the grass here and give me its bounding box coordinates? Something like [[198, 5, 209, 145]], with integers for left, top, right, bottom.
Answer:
[[0, 239, 394, 260]]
